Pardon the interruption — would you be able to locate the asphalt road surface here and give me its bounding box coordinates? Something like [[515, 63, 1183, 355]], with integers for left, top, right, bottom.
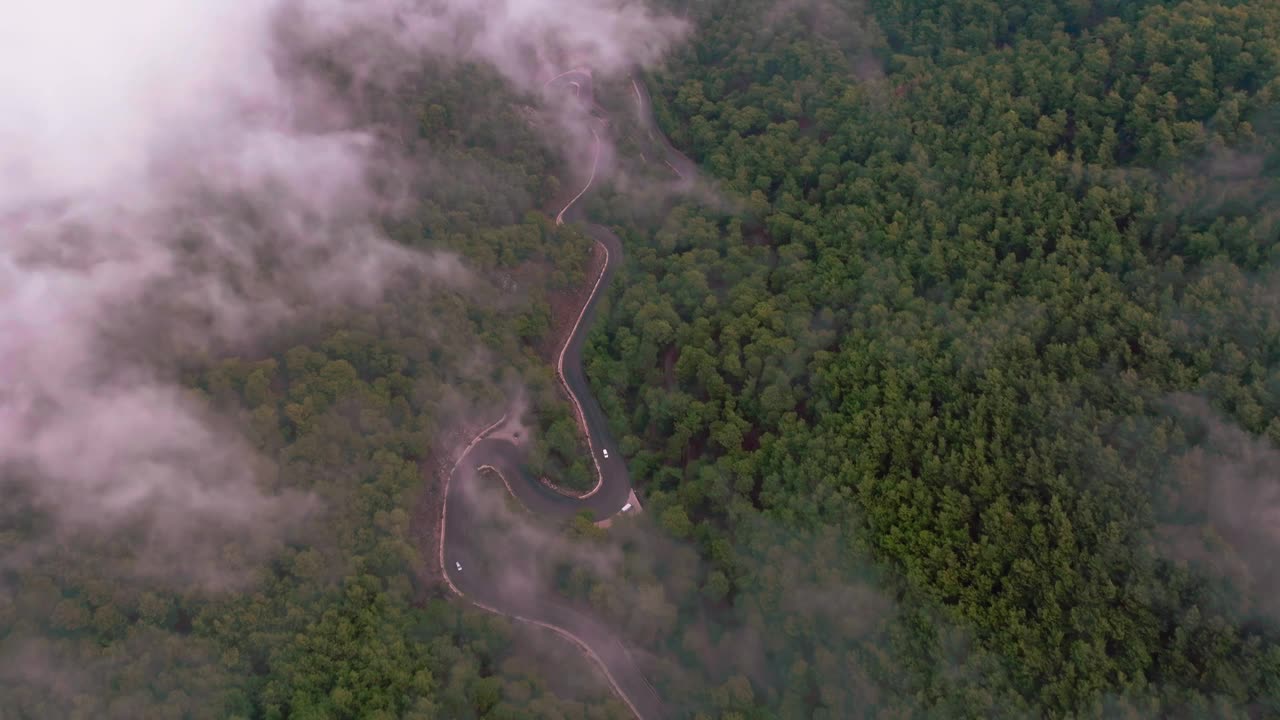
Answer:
[[441, 71, 687, 719], [630, 77, 697, 184]]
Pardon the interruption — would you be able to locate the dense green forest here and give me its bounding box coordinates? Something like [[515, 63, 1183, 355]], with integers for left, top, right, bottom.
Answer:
[[575, 0, 1280, 717], [0, 61, 620, 719], [6, 1, 1280, 719]]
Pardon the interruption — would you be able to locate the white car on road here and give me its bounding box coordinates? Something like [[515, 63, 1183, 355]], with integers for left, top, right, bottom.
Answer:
[[454, 561, 462, 572], [602, 448, 609, 458]]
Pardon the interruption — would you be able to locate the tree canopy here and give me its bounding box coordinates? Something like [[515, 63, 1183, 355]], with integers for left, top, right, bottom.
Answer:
[[577, 0, 1280, 716]]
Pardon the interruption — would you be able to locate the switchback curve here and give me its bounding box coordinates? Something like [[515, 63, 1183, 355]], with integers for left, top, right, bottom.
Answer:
[[439, 71, 689, 719]]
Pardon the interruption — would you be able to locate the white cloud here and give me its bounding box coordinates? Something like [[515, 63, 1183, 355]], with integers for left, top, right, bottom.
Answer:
[[0, 0, 686, 587]]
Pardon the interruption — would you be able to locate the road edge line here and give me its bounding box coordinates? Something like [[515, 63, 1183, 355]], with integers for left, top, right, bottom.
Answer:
[[439, 419, 644, 720]]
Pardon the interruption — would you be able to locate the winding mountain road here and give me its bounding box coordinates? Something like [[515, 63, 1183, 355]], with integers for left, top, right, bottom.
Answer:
[[440, 71, 689, 719], [630, 77, 697, 183]]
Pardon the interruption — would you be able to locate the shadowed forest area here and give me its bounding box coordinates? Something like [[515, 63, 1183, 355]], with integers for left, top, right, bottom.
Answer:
[[3, 0, 1280, 719], [575, 0, 1280, 717]]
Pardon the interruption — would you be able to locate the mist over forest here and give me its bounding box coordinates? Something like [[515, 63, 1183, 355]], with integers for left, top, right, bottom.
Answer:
[[2, 0, 1280, 718]]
